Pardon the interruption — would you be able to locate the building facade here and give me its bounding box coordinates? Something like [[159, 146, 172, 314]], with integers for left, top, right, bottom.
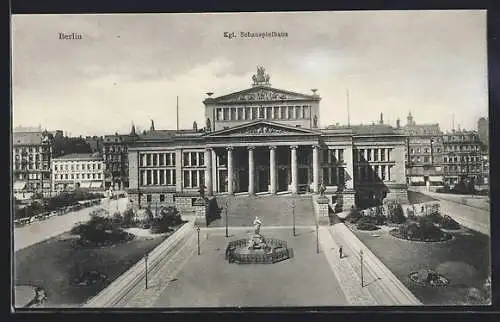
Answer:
[[399, 113, 444, 187], [51, 153, 105, 192], [442, 130, 483, 186], [102, 128, 138, 190], [477, 117, 489, 148], [12, 130, 54, 197], [126, 67, 408, 211]]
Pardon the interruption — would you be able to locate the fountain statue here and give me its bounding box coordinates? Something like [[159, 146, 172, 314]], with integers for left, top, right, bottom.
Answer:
[[247, 216, 269, 251], [225, 216, 293, 264]]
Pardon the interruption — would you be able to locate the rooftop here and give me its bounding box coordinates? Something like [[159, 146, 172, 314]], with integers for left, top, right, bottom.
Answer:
[[53, 153, 103, 161], [326, 124, 400, 136], [13, 132, 43, 146]]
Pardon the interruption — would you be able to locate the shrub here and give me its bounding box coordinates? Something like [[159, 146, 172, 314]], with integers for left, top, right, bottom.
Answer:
[[442, 215, 461, 230], [346, 207, 362, 223], [356, 222, 380, 231], [122, 208, 136, 228], [150, 206, 182, 233], [71, 215, 133, 246], [388, 203, 406, 224], [391, 218, 450, 242], [426, 212, 444, 225]]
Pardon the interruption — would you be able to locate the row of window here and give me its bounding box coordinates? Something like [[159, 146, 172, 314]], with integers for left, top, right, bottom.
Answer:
[[140, 153, 176, 167], [407, 147, 442, 154], [14, 154, 46, 161], [354, 165, 391, 182], [444, 165, 482, 173], [443, 135, 479, 142], [322, 149, 344, 164], [138, 169, 206, 189], [322, 167, 345, 186], [54, 173, 102, 180], [15, 173, 50, 180], [13, 147, 46, 154], [407, 156, 435, 164], [444, 145, 480, 152], [13, 162, 49, 171], [444, 156, 482, 163], [215, 105, 311, 121], [140, 169, 177, 186], [54, 163, 102, 171], [354, 148, 392, 162], [104, 146, 127, 153]]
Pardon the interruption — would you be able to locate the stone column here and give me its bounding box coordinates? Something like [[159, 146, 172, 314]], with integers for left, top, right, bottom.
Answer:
[[291, 145, 298, 194], [227, 147, 234, 194], [269, 146, 277, 194], [248, 146, 255, 195], [142, 170, 147, 186], [212, 149, 217, 193], [206, 148, 213, 195], [156, 169, 160, 186], [312, 145, 319, 193]]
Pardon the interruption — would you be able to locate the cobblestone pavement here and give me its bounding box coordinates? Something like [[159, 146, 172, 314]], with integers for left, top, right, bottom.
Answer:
[[14, 197, 129, 252]]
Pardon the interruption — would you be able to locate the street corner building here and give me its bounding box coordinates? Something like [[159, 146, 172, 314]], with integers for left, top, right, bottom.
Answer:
[[126, 67, 409, 219], [51, 153, 105, 193]]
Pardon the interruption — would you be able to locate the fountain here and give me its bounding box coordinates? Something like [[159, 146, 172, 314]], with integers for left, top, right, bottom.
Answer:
[[225, 217, 293, 264]]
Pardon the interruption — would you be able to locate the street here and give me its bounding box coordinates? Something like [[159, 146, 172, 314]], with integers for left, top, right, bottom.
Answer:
[[14, 197, 129, 252], [409, 188, 490, 236]]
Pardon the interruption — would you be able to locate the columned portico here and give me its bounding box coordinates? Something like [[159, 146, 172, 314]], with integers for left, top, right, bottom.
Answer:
[[290, 145, 298, 194], [269, 146, 277, 194], [248, 147, 255, 195]]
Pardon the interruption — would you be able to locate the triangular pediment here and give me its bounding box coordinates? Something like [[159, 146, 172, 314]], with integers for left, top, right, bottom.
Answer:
[[204, 121, 320, 137], [204, 86, 320, 104]]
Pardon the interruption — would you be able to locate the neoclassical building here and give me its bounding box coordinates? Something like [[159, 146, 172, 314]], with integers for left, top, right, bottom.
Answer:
[[127, 67, 408, 211]]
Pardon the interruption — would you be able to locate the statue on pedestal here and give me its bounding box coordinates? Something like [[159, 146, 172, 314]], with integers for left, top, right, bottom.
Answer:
[[247, 216, 268, 251]]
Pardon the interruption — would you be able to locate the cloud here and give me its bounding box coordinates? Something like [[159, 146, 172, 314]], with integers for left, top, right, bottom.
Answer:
[[12, 11, 488, 135]]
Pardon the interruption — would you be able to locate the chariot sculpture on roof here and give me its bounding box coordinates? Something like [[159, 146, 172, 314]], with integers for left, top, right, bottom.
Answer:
[[252, 65, 271, 86]]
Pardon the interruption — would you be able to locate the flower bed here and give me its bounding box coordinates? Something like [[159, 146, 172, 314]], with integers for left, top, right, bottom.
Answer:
[[390, 218, 452, 242]]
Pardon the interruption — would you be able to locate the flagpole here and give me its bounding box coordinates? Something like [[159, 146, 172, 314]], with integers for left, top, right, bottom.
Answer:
[[346, 89, 351, 127], [176, 96, 179, 131]]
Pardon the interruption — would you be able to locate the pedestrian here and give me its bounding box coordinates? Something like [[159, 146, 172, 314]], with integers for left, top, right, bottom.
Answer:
[[339, 246, 343, 259]]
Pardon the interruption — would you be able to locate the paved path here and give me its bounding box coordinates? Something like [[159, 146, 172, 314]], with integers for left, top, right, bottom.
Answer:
[[118, 223, 420, 307], [14, 198, 129, 252], [120, 226, 349, 307], [410, 189, 490, 236]]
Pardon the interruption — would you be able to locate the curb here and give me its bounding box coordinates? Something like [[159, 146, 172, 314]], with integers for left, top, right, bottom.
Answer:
[[82, 220, 195, 307], [332, 223, 422, 305]]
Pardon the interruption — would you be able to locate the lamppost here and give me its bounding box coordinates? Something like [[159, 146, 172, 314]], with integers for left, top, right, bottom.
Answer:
[[292, 200, 296, 237], [195, 224, 201, 255], [360, 249, 364, 287], [225, 201, 229, 238], [315, 218, 319, 254], [144, 253, 149, 289]]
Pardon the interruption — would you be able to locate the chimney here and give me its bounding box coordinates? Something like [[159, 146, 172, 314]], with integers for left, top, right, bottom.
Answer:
[[193, 121, 198, 131], [150, 119, 155, 132], [396, 118, 401, 129], [379, 113, 384, 124]]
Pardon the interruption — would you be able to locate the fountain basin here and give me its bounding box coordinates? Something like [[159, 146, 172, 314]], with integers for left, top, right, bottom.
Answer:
[[225, 237, 293, 264]]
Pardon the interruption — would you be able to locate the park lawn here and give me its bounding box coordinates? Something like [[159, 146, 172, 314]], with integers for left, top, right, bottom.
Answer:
[[14, 231, 169, 307], [351, 225, 490, 305]]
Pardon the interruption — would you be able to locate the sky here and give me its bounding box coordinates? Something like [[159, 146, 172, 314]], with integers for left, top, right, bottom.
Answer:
[[12, 10, 488, 136]]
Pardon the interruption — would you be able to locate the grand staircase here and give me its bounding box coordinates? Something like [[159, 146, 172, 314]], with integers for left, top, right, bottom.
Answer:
[[206, 194, 316, 227]]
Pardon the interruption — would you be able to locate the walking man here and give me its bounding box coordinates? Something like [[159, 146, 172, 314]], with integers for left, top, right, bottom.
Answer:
[[339, 246, 343, 259]]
